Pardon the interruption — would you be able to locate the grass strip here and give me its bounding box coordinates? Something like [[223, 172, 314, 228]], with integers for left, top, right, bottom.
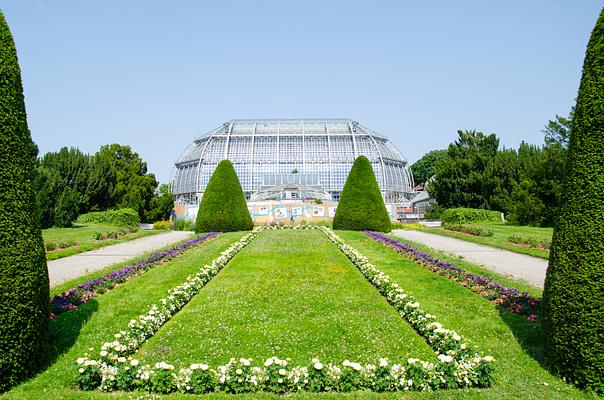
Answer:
[[50, 232, 220, 318], [76, 227, 493, 394], [365, 231, 541, 321]]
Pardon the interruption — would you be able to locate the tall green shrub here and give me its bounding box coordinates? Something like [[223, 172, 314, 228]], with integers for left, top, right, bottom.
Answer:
[[333, 156, 391, 232], [0, 12, 49, 392], [195, 160, 253, 232], [75, 208, 140, 228], [440, 207, 502, 224], [542, 8, 604, 393]]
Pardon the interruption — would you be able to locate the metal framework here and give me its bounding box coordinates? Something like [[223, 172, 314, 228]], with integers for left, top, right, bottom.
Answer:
[[171, 119, 414, 204]]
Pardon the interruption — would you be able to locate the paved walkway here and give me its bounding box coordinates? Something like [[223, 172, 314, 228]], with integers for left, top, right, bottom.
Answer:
[[48, 231, 195, 288], [391, 230, 548, 289]]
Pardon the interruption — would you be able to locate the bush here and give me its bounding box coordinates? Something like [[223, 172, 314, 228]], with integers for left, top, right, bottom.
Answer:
[[153, 220, 171, 230], [76, 208, 140, 228], [443, 223, 494, 237], [441, 207, 502, 224], [391, 222, 423, 230], [333, 156, 391, 232], [423, 204, 445, 220], [172, 218, 185, 231], [195, 160, 253, 233], [542, 9, 604, 393], [0, 12, 49, 392]]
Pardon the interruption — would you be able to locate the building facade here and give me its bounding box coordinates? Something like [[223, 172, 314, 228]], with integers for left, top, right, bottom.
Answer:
[[172, 119, 414, 204]]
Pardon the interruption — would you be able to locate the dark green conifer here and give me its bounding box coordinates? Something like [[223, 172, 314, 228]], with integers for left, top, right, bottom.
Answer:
[[333, 156, 391, 232], [542, 8, 604, 393], [0, 11, 49, 392], [195, 160, 253, 232]]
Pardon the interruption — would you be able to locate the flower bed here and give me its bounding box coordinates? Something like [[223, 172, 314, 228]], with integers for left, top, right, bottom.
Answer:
[[508, 235, 550, 250], [45, 239, 78, 252], [50, 232, 220, 318], [364, 231, 541, 321], [442, 223, 494, 237], [75, 227, 494, 394]]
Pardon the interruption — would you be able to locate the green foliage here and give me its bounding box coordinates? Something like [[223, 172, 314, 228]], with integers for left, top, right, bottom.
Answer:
[[431, 130, 499, 209], [0, 12, 49, 392], [145, 183, 173, 222], [441, 208, 502, 224], [98, 144, 158, 221], [424, 204, 445, 220], [44, 240, 77, 252], [153, 220, 171, 230], [76, 208, 140, 228], [411, 149, 447, 185], [333, 156, 391, 232], [442, 223, 494, 237], [542, 9, 604, 394], [195, 160, 253, 233], [53, 188, 79, 228]]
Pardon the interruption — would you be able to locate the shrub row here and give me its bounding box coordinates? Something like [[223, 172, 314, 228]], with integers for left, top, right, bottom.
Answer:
[[45, 240, 78, 252], [442, 223, 494, 237], [76, 208, 140, 228], [508, 235, 550, 250], [364, 231, 541, 321], [93, 228, 137, 241], [441, 208, 502, 224]]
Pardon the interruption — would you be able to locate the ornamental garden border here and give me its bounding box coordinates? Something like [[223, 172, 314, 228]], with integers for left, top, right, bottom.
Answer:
[[76, 226, 495, 394], [364, 231, 541, 321], [51, 232, 220, 318]]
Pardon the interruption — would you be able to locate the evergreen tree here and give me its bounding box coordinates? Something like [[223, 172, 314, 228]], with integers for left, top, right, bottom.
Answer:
[[542, 8, 604, 393], [195, 160, 253, 232], [333, 156, 391, 232], [411, 149, 447, 186], [0, 12, 49, 392]]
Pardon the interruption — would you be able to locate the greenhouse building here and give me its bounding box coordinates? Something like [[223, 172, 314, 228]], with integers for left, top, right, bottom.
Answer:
[[172, 119, 414, 205]]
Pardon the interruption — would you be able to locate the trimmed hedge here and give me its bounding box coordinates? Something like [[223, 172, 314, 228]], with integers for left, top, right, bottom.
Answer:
[[0, 12, 50, 392], [542, 8, 604, 394], [441, 207, 502, 224], [195, 160, 253, 233], [333, 156, 391, 232], [76, 208, 140, 228], [442, 223, 494, 237]]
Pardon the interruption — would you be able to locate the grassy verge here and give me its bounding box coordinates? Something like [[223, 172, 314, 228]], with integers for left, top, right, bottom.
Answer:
[[2, 232, 246, 400], [43, 224, 160, 261], [337, 231, 588, 399], [136, 229, 435, 366], [417, 222, 552, 259]]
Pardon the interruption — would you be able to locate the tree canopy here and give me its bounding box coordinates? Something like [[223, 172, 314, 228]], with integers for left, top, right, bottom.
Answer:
[[411, 149, 447, 186]]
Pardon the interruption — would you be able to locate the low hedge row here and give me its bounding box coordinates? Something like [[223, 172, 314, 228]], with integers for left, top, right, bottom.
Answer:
[[76, 208, 140, 228], [443, 223, 494, 237], [441, 208, 502, 224], [45, 240, 78, 252]]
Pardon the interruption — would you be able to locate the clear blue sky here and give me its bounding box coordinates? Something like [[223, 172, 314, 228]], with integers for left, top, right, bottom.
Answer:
[[2, 1, 601, 184]]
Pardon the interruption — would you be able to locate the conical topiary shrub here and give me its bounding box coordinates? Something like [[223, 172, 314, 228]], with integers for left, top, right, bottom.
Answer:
[[333, 156, 391, 232], [542, 8, 604, 394], [0, 12, 49, 392], [195, 160, 253, 232]]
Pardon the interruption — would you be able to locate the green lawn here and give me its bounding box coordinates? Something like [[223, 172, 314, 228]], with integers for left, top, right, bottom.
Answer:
[[43, 224, 160, 260], [136, 229, 435, 366], [1, 229, 592, 399], [418, 222, 553, 259]]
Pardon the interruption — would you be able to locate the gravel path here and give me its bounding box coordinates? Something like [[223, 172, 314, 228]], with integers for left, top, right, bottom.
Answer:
[[391, 230, 548, 289], [48, 231, 195, 288]]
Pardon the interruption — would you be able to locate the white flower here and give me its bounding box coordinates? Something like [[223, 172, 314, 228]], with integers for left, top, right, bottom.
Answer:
[[379, 358, 388, 367], [264, 358, 274, 367], [99, 351, 108, 357], [78, 368, 85, 373], [240, 357, 251, 366], [201, 363, 209, 371], [117, 357, 126, 363], [236, 368, 243, 375], [483, 356, 494, 362], [313, 362, 323, 370], [438, 354, 453, 363], [76, 357, 86, 365], [278, 368, 287, 376], [277, 378, 283, 384], [407, 358, 417, 364], [130, 359, 139, 367]]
